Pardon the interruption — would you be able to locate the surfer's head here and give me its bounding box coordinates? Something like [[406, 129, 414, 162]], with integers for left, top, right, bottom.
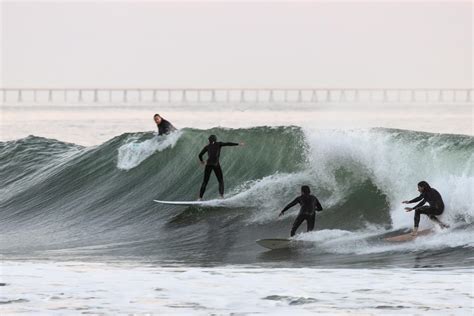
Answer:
[[153, 114, 162, 124], [301, 185, 311, 195], [208, 135, 217, 143], [417, 181, 431, 193]]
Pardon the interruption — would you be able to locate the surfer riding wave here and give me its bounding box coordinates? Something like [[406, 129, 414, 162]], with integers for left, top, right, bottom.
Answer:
[[198, 135, 244, 200]]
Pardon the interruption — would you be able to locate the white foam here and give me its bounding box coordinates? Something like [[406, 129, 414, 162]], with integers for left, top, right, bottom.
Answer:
[[220, 128, 472, 234], [292, 226, 473, 255], [1, 261, 471, 315], [302, 128, 474, 229], [117, 131, 182, 170], [293, 228, 383, 254], [223, 172, 312, 224]]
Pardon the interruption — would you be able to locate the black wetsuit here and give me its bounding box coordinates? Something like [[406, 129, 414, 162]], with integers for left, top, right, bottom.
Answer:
[[198, 141, 239, 198], [281, 194, 323, 236], [157, 119, 176, 135], [408, 188, 445, 228]]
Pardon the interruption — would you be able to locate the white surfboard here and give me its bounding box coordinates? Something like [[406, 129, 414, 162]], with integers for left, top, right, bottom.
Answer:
[[256, 238, 291, 250], [153, 199, 224, 206]]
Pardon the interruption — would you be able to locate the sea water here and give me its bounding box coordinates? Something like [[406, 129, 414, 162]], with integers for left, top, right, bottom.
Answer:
[[1, 102, 473, 314]]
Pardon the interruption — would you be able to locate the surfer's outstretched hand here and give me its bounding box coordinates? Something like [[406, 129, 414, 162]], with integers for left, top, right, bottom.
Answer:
[[404, 207, 413, 212]]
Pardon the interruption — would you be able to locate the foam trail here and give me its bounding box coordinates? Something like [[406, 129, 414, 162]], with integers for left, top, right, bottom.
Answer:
[[295, 226, 474, 255], [117, 131, 182, 170]]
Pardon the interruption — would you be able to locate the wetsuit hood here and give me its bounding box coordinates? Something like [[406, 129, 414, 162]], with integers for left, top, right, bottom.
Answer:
[[301, 185, 311, 195], [208, 135, 217, 143]]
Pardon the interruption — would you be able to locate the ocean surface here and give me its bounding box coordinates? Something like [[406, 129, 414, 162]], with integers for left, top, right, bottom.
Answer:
[[1, 104, 473, 314]]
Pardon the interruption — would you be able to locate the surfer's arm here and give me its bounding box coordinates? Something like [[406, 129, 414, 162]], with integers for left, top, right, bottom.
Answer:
[[408, 195, 426, 209], [407, 195, 423, 204], [198, 146, 208, 162], [314, 197, 323, 212], [412, 199, 426, 210], [404, 195, 425, 211], [280, 198, 299, 215], [220, 142, 240, 147]]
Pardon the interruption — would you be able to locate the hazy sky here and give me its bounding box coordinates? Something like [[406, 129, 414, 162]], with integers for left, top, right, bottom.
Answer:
[[1, 1, 472, 89]]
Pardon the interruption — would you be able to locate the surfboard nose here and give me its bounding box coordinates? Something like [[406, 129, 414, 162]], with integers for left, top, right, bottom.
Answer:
[[256, 239, 291, 250]]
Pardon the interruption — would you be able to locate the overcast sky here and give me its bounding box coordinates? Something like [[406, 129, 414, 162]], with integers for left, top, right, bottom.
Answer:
[[1, 1, 472, 89]]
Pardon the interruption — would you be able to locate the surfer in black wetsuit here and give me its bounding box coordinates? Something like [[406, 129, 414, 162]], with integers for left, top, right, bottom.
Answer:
[[154, 114, 176, 135], [403, 181, 449, 236], [279, 185, 323, 237], [198, 135, 244, 200]]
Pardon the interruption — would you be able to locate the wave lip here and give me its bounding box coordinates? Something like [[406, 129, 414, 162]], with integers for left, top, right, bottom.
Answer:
[[117, 131, 182, 170]]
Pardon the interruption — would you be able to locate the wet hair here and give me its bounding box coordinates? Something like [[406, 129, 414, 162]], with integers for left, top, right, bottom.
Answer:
[[154, 114, 161, 119], [417, 181, 431, 191], [208, 135, 217, 143], [301, 185, 311, 195]]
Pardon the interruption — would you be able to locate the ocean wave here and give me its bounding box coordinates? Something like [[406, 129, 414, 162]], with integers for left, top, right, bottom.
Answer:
[[1, 127, 472, 261]]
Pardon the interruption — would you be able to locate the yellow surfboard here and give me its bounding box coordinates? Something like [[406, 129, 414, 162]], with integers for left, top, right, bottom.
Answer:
[[384, 229, 433, 242], [256, 238, 291, 250]]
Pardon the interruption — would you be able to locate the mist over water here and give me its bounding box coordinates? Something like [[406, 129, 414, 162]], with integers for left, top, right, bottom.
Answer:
[[2, 102, 472, 146]]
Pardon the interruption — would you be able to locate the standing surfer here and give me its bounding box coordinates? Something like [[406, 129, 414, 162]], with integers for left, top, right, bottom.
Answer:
[[403, 181, 449, 236], [198, 135, 244, 200], [153, 114, 176, 135], [279, 185, 323, 236]]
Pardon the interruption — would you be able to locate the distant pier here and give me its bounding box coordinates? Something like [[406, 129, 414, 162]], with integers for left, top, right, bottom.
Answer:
[[1, 88, 472, 105]]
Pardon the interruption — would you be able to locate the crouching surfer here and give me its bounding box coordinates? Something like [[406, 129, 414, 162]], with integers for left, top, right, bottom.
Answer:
[[402, 181, 449, 236], [279, 185, 323, 237]]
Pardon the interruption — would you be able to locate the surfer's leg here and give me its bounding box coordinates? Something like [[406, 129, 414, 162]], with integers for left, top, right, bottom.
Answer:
[[307, 214, 315, 232], [414, 209, 422, 228], [414, 206, 431, 228], [199, 165, 212, 198], [413, 208, 424, 235], [428, 210, 449, 229], [290, 215, 305, 237], [414, 206, 447, 232], [214, 165, 224, 197], [429, 215, 444, 227]]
